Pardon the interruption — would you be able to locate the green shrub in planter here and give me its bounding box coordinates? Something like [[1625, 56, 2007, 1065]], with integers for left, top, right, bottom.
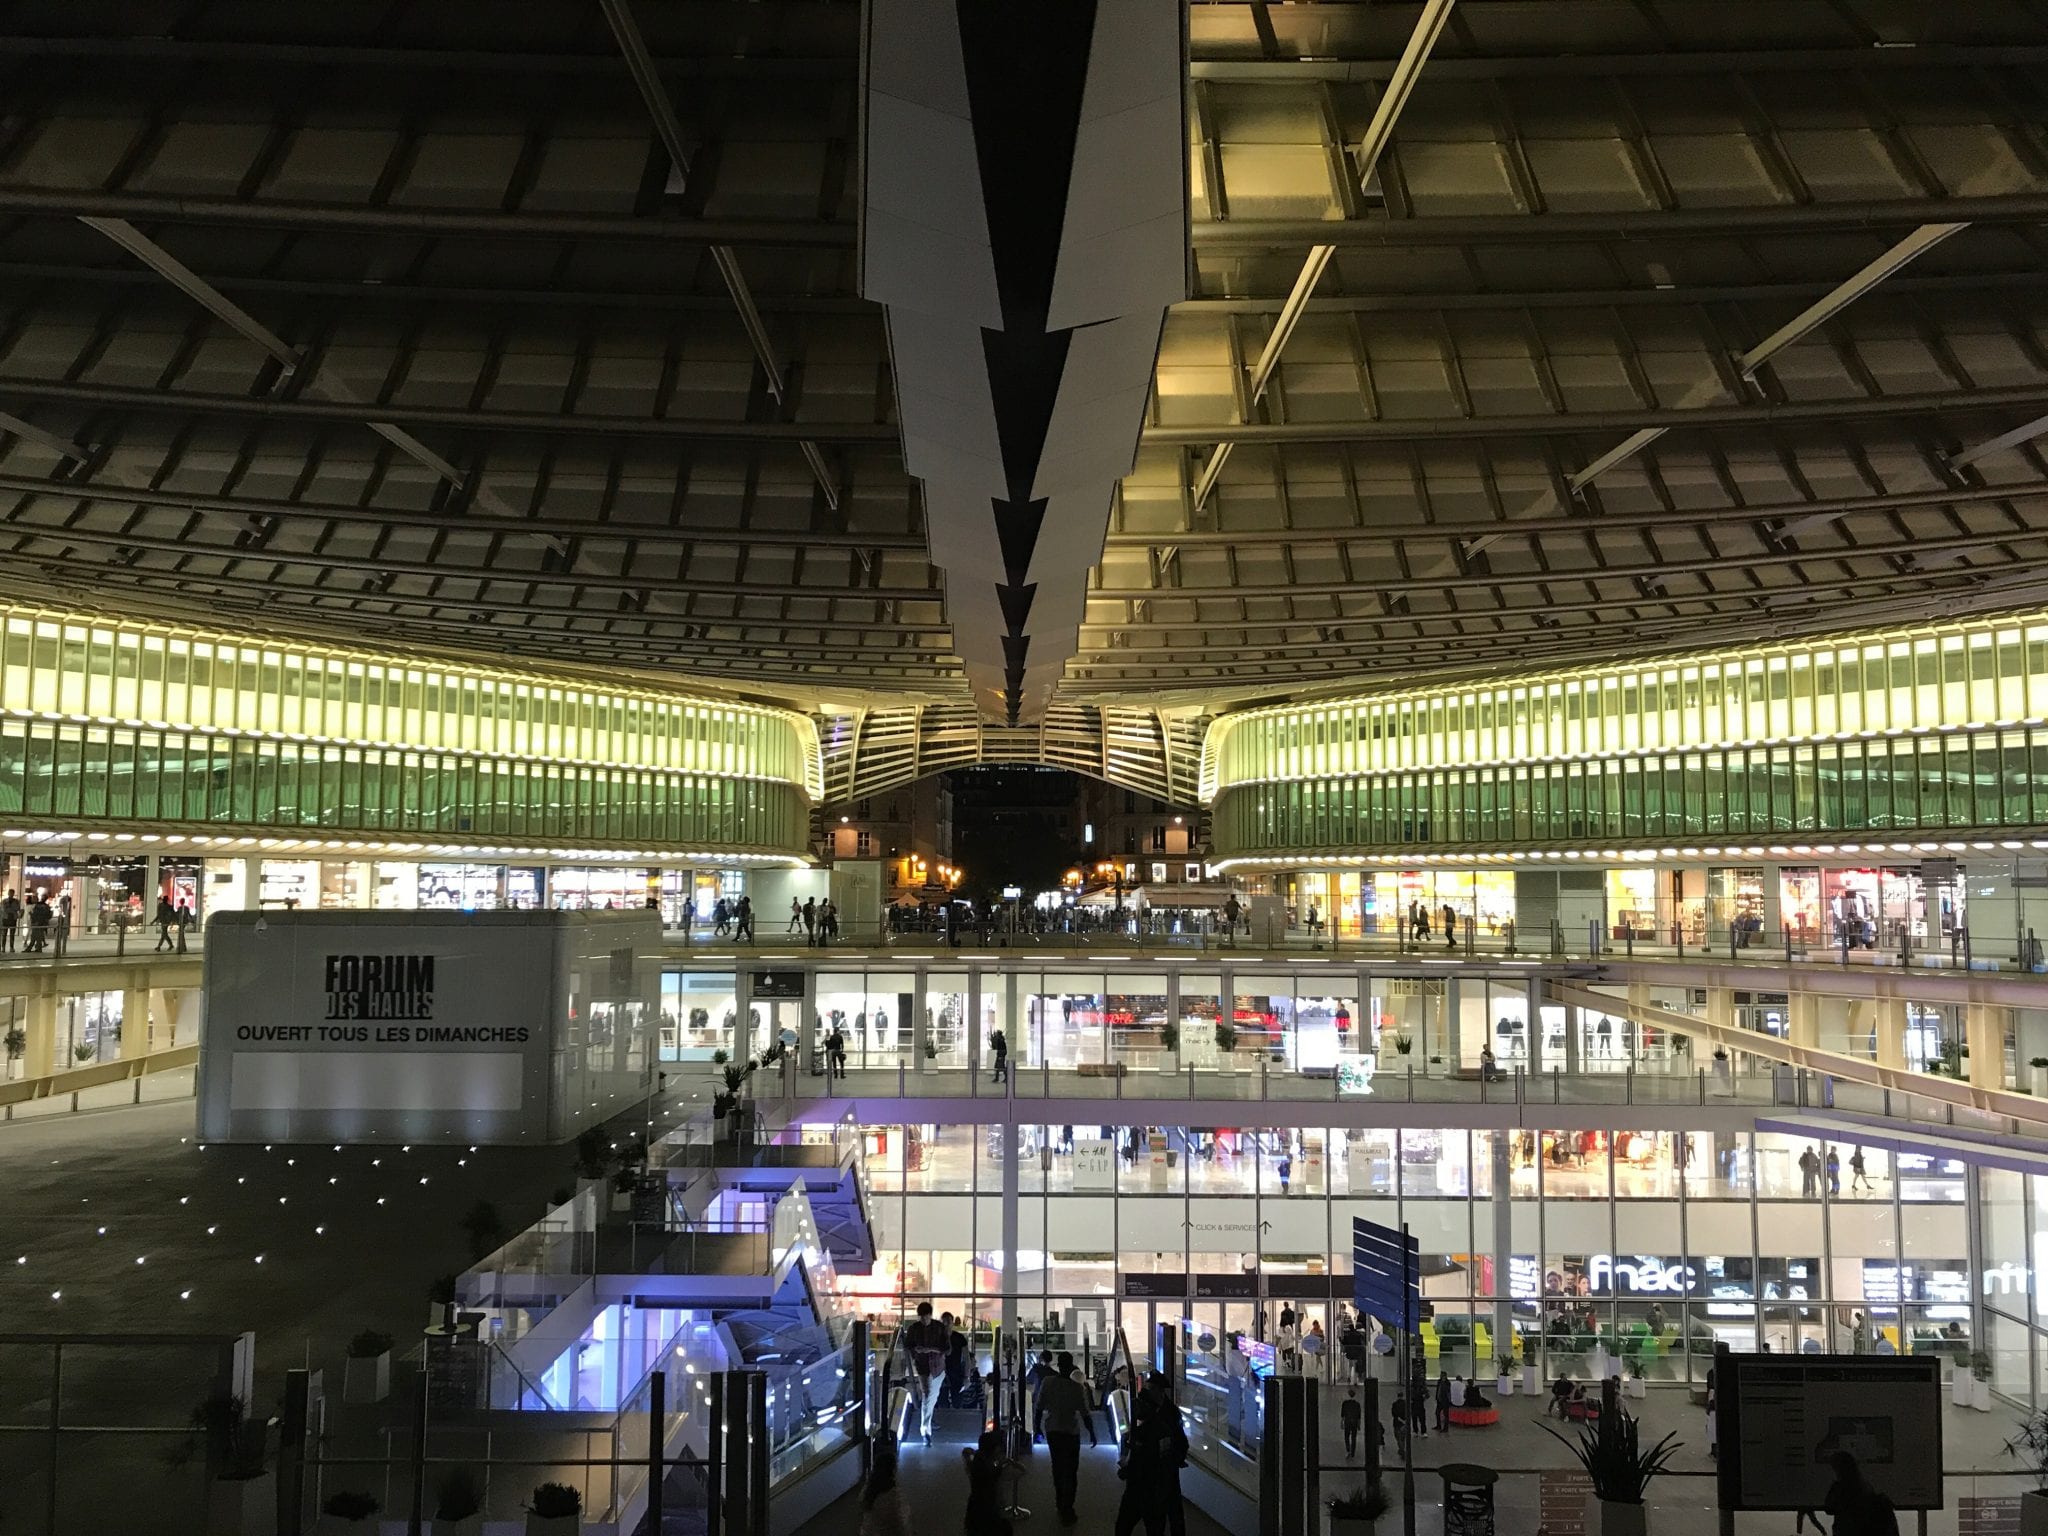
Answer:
[[324, 1489, 379, 1523], [346, 1330, 393, 1360], [436, 1467, 484, 1534], [528, 1481, 582, 1534], [1327, 1483, 1390, 1530], [344, 1329, 394, 1403]]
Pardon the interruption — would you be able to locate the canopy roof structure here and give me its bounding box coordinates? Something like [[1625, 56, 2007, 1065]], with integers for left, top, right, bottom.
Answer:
[[4, 2, 2048, 728]]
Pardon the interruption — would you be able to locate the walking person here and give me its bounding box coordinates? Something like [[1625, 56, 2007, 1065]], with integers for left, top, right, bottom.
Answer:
[[154, 896, 177, 953], [1850, 1146, 1873, 1194], [26, 893, 51, 953], [174, 900, 192, 953], [787, 898, 804, 935], [1407, 1373, 1429, 1438], [1340, 1387, 1362, 1459], [822, 899, 839, 946], [1113, 1391, 1165, 1536], [1799, 1144, 1822, 1199], [52, 892, 69, 957], [1026, 1349, 1056, 1441], [802, 898, 817, 946], [735, 896, 754, 942], [989, 1027, 1008, 1083], [1039, 1350, 1097, 1525], [1442, 902, 1457, 950], [1826, 1146, 1842, 1197], [903, 1302, 950, 1445], [0, 888, 17, 952], [1435, 1369, 1453, 1433]]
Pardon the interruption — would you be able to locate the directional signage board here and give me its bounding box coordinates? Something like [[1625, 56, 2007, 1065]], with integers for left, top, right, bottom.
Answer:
[[1351, 1217, 1420, 1331]]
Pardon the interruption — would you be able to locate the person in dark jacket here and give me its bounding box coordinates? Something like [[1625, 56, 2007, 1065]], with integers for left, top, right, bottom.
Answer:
[[1435, 1370, 1454, 1431]]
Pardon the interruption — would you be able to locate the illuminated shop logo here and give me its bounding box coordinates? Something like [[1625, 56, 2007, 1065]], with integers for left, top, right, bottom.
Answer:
[[323, 953, 435, 1021]]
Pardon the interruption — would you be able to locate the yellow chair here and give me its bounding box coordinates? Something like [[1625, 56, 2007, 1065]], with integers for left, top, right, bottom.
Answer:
[[1473, 1322, 1492, 1362], [1420, 1319, 1441, 1361]]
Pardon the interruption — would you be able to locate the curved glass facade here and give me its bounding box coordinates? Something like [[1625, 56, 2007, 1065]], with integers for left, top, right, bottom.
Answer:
[[1212, 722, 2047, 856], [1207, 613, 2048, 858], [0, 605, 818, 855]]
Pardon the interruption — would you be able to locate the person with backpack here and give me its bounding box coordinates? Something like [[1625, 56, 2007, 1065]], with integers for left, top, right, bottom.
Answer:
[[1340, 1387, 1363, 1458]]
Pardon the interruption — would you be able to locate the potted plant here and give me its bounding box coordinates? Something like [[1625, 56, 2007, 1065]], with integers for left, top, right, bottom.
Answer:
[[1326, 1482, 1390, 1535], [1624, 1358, 1648, 1400], [573, 1127, 612, 1182], [1546, 1407, 1681, 1536], [1973, 1350, 1995, 1411], [527, 1480, 582, 1535], [73, 1040, 96, 1064], [1710, 1047, 1732, 1093], [1158, 1020, 1180, 1059], [434, 1468, 485, 1536], [2031, 1058, 2048, 1097], [921, 1037, 937, 1061], [320, 1490, 379, 1533], [610, 1167, 637, 1214], [343, 1330, 393, 1404], [191, 1390, 271, 1536], [1521, 1333, 1541, 1395], [709, 1047, 729, 1066], [3, 1024, 24, 1077], [1393, 1033, 1413, 1057], [2004, 1410, 2048, 1534]]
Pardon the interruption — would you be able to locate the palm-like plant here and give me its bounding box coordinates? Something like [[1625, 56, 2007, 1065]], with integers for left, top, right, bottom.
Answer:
[[1544, 1407, 1682, 1505]]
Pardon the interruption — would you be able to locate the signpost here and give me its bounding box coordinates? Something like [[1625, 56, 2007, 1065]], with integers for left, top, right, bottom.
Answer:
[[1353, 1219, 1420, 1536]]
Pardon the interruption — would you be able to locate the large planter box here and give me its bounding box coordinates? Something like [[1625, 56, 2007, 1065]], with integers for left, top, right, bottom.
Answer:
[[2020, 1489, 2048, 1536], [2032, 1065, 2048, 1098], [1328, 1516, 1378, 1536], [208, 1472, 276, 1536], [1590, 1497, 1649, 1536], [434, 1518, 484, 1536], [526, 1514, 580, 1536], [343, 1352, 391, 1404]]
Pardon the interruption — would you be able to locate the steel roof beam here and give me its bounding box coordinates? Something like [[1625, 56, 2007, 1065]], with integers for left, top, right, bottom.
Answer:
[[0, 473, 923, 549], [597, 0, 840, 511], [0, 190, 853, 247], [1190, 196, 2048, 249], [1139, 383, 2048, 444], [1190, 0, 1454, 512], [0, 378, 897, 443]]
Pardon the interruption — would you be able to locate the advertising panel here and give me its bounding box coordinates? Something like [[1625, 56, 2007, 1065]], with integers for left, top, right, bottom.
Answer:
[[1717, 1353, 1943, 1512]]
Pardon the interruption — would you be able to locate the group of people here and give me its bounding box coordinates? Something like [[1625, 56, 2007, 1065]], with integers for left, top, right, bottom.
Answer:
[[788, 896, 842, 945], [1406, 900, 1462, 949], [884, 1305, 1188, 1536], [0, 888, 72, 955], [1798, 1143, 1874, 1198], [709, 895, 756, 941]]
